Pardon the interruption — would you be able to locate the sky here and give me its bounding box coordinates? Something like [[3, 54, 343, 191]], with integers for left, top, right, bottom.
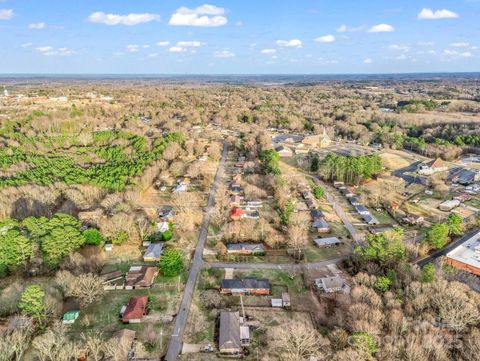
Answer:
[[0, 0, 479, 74]]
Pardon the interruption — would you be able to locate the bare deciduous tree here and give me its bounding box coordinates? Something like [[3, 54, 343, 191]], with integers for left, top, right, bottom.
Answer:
[[56, 271, 104, 307], [269, 321, 326, 361]]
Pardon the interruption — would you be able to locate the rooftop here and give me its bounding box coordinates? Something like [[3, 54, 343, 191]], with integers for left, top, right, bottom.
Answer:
[[227, 243, 265, 251], [122, 296, 148, 322], [219, 311, 241, 351], [221, 277, 271, 290], [446, 231, 480, 269], [314, 237, 342, 247], [144, 243, 164, 260]]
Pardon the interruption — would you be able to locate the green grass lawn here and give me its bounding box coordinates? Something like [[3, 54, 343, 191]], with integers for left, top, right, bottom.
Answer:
[[303, 243, 351, 263], [70, 287, 177, 328], [371, 209, 396, 225], [465, 198, 480, 210]]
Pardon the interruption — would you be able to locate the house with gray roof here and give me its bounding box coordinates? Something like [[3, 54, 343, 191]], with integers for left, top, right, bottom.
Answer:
[[313, 219, 330, 233], [143, 243, 164, 262], [226, 243, 265, 255], [219, 311, 250, 356], [314, 237, 343, 248], [220, 277, 271, 295], [315, 276, 347, 293], [354, 204, 370, 215], [452, 168, 480, 185], [362, 214, 379, 225]]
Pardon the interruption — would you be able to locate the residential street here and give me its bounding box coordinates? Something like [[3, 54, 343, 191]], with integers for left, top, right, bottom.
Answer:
[[164, 143, 228, 361], [311, 175, 361, 244]]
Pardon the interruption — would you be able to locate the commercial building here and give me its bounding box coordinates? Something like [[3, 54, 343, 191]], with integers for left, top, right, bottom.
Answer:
[[445, 231, 480, 276]]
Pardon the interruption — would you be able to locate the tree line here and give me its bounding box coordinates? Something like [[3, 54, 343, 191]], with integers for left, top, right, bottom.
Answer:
[[320, 153, 383, 185]]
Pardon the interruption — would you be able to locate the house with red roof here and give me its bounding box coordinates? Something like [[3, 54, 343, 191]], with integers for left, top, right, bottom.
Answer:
[[122, 296, 148, 323], [230, 207, 246, 221]]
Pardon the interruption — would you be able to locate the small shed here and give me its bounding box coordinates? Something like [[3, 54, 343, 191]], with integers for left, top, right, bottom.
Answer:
[[271, 298, 283, 308], [62, 310, 80, 324]]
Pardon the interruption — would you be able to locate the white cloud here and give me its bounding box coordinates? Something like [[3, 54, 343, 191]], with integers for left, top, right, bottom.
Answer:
[[169, 4, 227, 27], [451, 42, 469, 48], [444, 49, 473, 57], [148, 53, 158, 57], [29, 22, 46, 29], [126, 44, 140, 53], [418, 8, 459, 20], [214, 50, 235, 58], [35, 46, 75, 56], [368, 24, 395, 32], [418, 41, 435, 46], [396, 54, 408, 60], [21, 42, 33, 48], [176, 41, 204, 47], [260, 48, 277, 54], [36, 46, 54, 53], [88, 12, 160, 26], [389, 44, 410, 52], [314, 34, 335, 43], [156, 41, 170, 47], [0, 9, 13, 20], [336, 24, 365, 33], [169, 46, 187, 53], [276, 39, 302, 47], [235, 21, 243, 26], [125, 44, 150, 52], [363, 58, 372, 64]]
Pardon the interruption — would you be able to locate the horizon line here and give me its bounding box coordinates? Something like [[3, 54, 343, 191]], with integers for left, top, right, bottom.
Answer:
[[1, 71, 480, 77]]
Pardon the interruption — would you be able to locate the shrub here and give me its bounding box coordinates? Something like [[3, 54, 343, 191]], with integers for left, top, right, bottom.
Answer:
[[351, 331, 377, 356], [162, 230, 173, 242], [373, 276, 391, 293], [159, 248, 184, 277], [83, 229, 105, 245], [421, 263, 436, 283], [112, 230, 128, 245], [313, 186, 324, 199]]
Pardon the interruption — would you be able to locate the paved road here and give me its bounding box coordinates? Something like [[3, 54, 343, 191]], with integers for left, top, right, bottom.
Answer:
[[281, 171, 361, 245], [416, 228, 480, 267], [392, 161, 429, 185], [165, 143, 228, 361], [206, 257, 347, 271], [310, 175, 361, 244]]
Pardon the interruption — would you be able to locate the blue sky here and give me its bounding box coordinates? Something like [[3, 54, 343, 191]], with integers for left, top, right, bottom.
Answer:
[[0, 0, 479, 74]]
